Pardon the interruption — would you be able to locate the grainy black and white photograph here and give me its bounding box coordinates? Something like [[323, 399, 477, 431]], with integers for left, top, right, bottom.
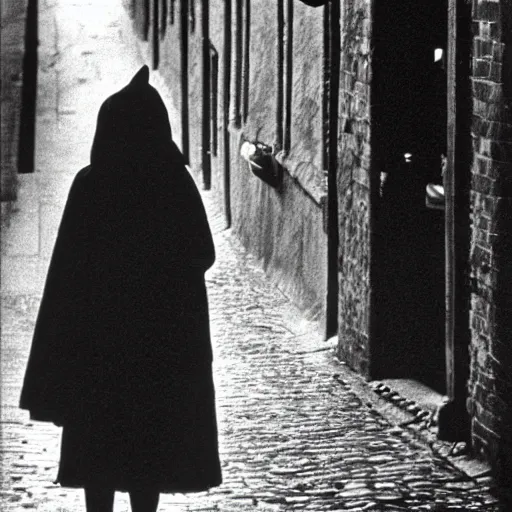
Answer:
[[1, 0, 512, 511]]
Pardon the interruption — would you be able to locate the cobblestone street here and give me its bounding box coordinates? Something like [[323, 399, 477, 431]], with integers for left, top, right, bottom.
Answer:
[[0, 1, 504, 510]]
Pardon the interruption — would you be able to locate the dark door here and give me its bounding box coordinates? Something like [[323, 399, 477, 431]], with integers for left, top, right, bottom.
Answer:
[[373, 0, 448, 393]]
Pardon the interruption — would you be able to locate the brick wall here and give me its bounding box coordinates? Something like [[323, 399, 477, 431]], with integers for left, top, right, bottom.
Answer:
[[468, 0, 512, 489], [336, 0, 372, 375]]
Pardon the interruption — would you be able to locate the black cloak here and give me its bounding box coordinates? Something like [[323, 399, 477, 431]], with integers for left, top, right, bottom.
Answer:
[[19, 66, 222, 493]]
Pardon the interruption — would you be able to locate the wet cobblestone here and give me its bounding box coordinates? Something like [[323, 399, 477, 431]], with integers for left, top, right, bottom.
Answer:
[[2, 193, 503, 512]]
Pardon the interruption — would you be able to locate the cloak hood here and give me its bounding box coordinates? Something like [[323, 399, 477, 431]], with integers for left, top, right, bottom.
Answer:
[[90, 65, 182, 171], [19, 67, 216, 429]]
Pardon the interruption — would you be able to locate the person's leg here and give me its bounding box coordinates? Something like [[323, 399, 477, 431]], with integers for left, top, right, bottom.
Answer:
[[84, 486, 115, 512], [129, 489, 160, 512]]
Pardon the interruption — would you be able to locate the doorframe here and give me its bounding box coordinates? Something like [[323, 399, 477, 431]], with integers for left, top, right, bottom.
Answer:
[[437, 0, 472, 442]]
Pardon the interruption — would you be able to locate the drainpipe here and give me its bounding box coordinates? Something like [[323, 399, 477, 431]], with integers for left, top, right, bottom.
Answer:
[[180, 0, 190, 165], [143, 0, 150, 40], [223, 0, 232, 227], [18, 0, 39, 174], [152, 0, 159, 69], [276, 1, 284, 149], [202, 0, 211, 189]]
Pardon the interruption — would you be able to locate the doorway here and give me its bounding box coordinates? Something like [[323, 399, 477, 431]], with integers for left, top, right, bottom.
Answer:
[[373, 0, 448, 393]]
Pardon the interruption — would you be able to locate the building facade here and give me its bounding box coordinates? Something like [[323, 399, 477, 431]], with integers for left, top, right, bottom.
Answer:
[[123, 0, 512, 490]]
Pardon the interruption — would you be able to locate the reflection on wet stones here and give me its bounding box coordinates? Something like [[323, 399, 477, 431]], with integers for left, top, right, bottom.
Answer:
[[3, 182, 503, 511]]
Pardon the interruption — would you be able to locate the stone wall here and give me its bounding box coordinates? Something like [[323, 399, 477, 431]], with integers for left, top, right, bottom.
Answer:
[[336, 0, 372, 375], [124, 0, 328, 327], [277, 1, 325, 203], [467, 0, 512, 486], [229, 0, 327, 325]]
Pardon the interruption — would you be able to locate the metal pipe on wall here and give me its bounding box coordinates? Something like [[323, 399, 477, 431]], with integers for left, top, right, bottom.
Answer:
[[180, 0, 190, 164], [242, 0, 251, 124], [223, 0, 232, 227], [276, 0, 284, 149], [284, 0, 293, 153], [202, 0, 211, 189], [152, 0, 159, 69], [18, 0, 38, 174]]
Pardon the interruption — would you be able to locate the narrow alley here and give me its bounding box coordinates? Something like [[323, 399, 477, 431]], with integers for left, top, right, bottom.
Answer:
[[0, 1, 504, 511]]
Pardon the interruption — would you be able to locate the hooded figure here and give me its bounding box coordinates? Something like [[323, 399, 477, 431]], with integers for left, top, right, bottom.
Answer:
[[19, 66, 222, 503]]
